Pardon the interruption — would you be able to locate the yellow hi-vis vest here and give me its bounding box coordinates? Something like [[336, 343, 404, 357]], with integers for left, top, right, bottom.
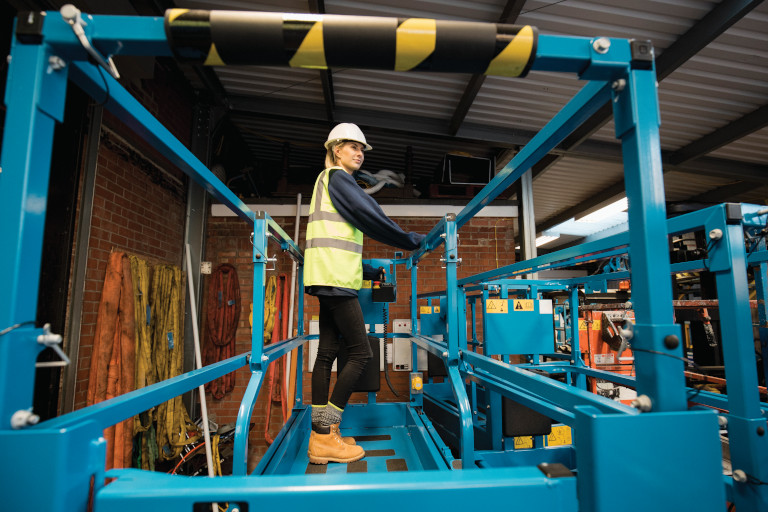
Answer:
[[304, 168, 364, 290]]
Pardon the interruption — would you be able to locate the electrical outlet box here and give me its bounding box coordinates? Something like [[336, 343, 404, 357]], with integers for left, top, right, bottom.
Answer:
[[200, 261, 212, 274]]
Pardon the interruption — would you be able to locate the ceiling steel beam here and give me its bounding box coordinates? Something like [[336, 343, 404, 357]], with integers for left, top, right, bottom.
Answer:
[[666, 103, 768, 165], [530, 0, 764, 177], [229, 94, 768, 181], [309, 0, 335, 123], [447, 0, 526, 136], [688, 180, 767, 204]]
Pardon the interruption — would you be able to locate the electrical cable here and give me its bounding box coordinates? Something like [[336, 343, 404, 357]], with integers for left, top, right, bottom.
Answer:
[[168, 440, 205, 475], [382, 307, 399, 397], [0, 321, 35, 336], [94, 66, 111, 107], [631, 347, 707, 402]]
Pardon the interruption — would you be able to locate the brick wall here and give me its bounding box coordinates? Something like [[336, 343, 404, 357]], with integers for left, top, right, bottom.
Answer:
[[72, 60, 193, 411], [203, 212, 516, 467]]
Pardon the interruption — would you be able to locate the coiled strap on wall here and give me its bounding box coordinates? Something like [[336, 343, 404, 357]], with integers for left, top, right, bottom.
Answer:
[[165, 10, 537, 78], [204, 263, 241, 399]]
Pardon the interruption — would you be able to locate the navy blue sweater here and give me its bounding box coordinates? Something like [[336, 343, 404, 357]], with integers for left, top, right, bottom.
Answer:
[[307, 168, 425, 297]]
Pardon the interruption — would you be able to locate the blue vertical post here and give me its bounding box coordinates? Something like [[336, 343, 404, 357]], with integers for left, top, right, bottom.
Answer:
[[233, 212, 269, 475], [0, 36, 69, 426], [569, 286, 587, 389], [613, 66, 685, 412], [753, 243, 768, 389], [442, 214, 474, 467], [710, 213, 768, 510], [295, 264, 305, 406]]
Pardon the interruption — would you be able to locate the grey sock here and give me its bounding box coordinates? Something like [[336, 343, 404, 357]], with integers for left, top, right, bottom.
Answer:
[[324, 402, 343, 426], [312, 404, 326, 426]]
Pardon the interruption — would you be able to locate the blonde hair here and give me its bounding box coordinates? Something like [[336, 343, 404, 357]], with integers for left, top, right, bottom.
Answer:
[[325, 141, 344, 169]]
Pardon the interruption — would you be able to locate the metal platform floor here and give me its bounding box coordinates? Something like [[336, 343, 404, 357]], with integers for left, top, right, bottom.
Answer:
[[256, 401, 453, 476], [298, 426, 424, 475]]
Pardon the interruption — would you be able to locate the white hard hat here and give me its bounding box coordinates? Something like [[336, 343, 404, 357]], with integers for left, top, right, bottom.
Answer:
[[324, 123, 372, 151]]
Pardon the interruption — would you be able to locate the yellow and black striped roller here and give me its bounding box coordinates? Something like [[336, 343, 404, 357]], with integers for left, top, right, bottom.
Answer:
[[164, 10, 537, 78]]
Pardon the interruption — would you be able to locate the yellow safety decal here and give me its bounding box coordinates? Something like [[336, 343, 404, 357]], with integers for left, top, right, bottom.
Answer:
[[395, 18, 436, 71], [289, 21, 327, 69], [485, 25, 535, 77], [512, 299, 534, 312], [420, 306, 433, 315], [578, 319, 587, 331], [486, 299, 508, 314], [593, 319, 601, 330], [514, 436, 533, 449], [204, 43, 225, 66], [546, 425, 572, 446], [362, 280, 372, 289], [434, 306, 441, 313], [167, 9, 190, 24]]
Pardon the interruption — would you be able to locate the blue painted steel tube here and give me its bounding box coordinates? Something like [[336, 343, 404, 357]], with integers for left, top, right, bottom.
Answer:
[[614, 67, 685, 412], [68, 61, 255, 224], [753, 245, 768, 391], [38, 11, 171, 58], [439, 215, 475, 467], [711, 220, 768, 510], [464, 352, 635, 417], [250, 212, 268, 369], [39, 354, 248, 430], [233, 371, 265, 476], [569, 287, 587, 389], [456, 81, 612, 231], [96, 465, 577, 511], [0, 38, 68, 426]]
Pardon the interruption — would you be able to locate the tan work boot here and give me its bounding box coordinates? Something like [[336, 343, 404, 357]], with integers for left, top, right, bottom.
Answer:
[[331, 423, 356, 445], [308, 426, 365, 464]]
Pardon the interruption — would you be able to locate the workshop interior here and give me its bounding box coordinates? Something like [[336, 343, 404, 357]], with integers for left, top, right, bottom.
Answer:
[[1, 1, 767, 511]]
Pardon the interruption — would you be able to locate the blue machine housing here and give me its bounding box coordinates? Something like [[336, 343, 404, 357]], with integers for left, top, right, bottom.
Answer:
[[1, 7, 766, 512]]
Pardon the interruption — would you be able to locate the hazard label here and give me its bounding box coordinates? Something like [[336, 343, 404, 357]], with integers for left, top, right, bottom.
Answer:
[[593, 319, 601, 330], [579, 319, 587, 331], [486, 299, 508, 314], [420, 306, 433, 315], [512, 299, 534, 312], [434, 306, 440, 313]]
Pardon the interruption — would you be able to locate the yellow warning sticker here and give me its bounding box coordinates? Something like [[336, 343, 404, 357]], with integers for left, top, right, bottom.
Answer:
[[593, 319, 601, 330], [434, 306, 440, 313], [514, 436, 533, 449], [362, 280, 372, 289], [486, 299, 508, 314], [420, 306, 433, 315], [579, 319, 587, 331], [547, 425, 572, 446], [512, 299, 534, 312]]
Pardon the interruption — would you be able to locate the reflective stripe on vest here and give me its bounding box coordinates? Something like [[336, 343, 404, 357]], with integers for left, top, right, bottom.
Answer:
[[304, 168, 364, 289]]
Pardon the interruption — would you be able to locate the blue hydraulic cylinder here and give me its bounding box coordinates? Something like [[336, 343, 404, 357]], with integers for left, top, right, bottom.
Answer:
[[613, 66, 685, 412]]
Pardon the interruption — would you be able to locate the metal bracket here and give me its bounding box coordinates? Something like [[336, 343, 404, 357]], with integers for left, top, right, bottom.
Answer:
[[60, 4, 121, 80], [36, 323, 70, 368]]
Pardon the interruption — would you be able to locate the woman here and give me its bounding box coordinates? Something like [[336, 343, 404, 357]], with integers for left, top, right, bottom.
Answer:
[[304, 123, 424, 464]]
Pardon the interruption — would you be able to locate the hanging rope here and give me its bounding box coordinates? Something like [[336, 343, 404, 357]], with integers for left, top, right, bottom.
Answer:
[[204, 263, 241, 399], [129, 255, 157, 471], [265, 274, 289, 445], [152, 264, 199, 460], [87, 251, 136, 470]]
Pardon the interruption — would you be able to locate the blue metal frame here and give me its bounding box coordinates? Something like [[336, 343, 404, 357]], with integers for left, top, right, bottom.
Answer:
[[1, 8, 765, 512]]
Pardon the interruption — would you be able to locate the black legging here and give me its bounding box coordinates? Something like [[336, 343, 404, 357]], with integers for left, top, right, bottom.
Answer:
[[312, 295, 373, 408]]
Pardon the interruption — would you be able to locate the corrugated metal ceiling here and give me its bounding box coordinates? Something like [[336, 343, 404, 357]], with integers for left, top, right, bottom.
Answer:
[[170, 0, 767, 245]]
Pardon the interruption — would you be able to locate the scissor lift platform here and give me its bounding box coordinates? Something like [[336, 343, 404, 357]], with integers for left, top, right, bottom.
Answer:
[[255, 401, 455, 476]]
